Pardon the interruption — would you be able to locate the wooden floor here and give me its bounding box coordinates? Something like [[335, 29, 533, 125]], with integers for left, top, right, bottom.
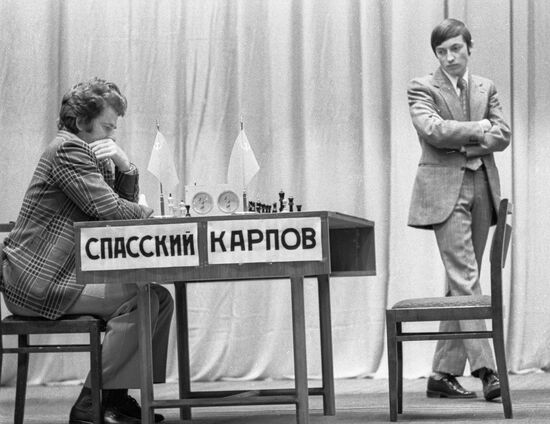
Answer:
[[2, 373, 550, 423]]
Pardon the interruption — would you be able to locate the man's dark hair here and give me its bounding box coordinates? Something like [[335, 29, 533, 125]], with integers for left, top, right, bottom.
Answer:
[[431, 18, 472, 55], [58, 77, 127, 134]]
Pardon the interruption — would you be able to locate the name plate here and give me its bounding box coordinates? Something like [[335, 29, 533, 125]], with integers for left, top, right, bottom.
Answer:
[[208, 217, 322, 264], [80, 223, 199, 271]]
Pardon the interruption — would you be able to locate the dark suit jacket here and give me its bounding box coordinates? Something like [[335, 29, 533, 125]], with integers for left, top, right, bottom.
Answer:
[[1, 130, 152, 319], [407, 67, 511, 228]]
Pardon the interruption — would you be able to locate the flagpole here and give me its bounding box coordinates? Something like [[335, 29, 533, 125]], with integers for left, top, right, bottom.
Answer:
[[240, 116, 247, 212], [156, 120, 165, 216], [240, 116, 245, 188]]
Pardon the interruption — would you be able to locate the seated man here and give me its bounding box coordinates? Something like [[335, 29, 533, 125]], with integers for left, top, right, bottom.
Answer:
[[1, 77, 174, 424]]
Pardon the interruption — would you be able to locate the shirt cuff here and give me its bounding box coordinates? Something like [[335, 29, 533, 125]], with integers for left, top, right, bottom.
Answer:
[[119, 163, 138, 175]]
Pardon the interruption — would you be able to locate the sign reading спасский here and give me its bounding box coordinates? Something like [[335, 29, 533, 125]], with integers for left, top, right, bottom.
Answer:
[[80, 223, 199, 271], [79, 217, 323, 271]]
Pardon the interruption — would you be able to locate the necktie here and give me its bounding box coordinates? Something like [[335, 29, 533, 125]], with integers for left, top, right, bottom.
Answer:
[[458, 77, 482, 170], [457, 77, 470, 120]]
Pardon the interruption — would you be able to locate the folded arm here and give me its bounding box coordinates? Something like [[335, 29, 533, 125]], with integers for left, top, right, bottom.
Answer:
[[408, 78, 511, 156], [462, 84, 511, 158]]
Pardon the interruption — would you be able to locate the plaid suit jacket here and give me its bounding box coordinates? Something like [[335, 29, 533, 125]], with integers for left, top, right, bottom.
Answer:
[[1, 130, 152, 319]]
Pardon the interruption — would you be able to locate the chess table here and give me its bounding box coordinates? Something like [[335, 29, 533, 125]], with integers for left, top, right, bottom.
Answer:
[[74, 211, 375, 424]]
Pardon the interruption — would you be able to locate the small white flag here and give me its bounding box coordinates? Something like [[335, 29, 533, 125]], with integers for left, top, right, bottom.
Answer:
[[147, 130, 180, 194], [227, 129, 260, 188]]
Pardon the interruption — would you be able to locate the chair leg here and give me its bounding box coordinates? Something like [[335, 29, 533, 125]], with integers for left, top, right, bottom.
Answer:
[[397, 322, 403, 414], [493, 326, 513, 418], [14, 334, 29, 424], [175, 283, 192, 421], [0, 331, 4, 385], [90, 325, 103, 424], [386, 311, 399, 422]]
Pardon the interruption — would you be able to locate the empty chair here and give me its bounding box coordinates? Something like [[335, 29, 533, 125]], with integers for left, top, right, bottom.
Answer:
[[386, 199, 513, 421]]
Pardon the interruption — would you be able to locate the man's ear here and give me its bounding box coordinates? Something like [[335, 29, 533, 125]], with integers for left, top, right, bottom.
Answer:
[[468, 39, 474, 56], [76, 117, 90, 133]]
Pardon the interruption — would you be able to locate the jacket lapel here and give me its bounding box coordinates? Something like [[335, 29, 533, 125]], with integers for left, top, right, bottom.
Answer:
[[433, 67, 464, 120], [468, 75, 488, 121]]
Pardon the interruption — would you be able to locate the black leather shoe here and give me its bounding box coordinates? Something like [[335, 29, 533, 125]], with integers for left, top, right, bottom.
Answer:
[[481, 370, 501, 401], [117, 394, 165, 422], [427, 375, 477, 398], [69, 396, 140, 424]]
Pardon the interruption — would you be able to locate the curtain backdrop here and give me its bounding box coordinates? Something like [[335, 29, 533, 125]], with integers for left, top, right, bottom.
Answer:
[[0, 0, 548, 386]]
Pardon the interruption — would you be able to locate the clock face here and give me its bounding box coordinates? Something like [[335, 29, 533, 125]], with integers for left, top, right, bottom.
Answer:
[[218, 190, 240, 213], [192, 192, 213, 215]]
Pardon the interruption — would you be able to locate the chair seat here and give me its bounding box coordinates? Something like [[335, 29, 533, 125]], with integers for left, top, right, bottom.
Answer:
[[2, 314, 106, 335], [391, 294, 491, 310]]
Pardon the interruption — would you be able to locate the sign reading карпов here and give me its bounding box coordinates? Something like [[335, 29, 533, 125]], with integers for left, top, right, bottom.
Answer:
[[207, 217, 322, 264], [78, 217, 323, 271]]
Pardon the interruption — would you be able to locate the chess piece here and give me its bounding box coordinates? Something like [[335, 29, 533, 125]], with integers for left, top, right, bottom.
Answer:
[[288, 197, 294, 212], [167, 193, 174, 216], [179, 200, 185, 217], [185, 205, 191, 217], [296, 204, 302, 212], [272, 202, 278, 213], [279, 189, 285, 212]]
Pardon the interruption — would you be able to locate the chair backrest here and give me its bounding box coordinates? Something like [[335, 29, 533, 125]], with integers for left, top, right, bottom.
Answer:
[[490, 199, 513, 314], [1, 221, 16, 318]]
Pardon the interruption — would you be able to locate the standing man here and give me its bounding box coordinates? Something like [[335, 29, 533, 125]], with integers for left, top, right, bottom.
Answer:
[[1, 78, 173, 423], [407, 19, 511, 401]]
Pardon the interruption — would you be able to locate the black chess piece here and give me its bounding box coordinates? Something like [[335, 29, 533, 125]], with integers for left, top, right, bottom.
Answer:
[[296, 204, 302, 212], [288, 197, 294, 212], [185, 205, 191, 217], [279, 189, 285, 212], [272, 202, 278, 213]]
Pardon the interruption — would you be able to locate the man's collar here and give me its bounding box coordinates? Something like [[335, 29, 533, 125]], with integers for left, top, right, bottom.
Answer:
[[441, 67, 468, 96], [441, 68, 469, 92]]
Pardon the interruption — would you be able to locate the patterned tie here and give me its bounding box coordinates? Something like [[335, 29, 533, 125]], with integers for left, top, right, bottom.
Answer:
[[457, 77, 469, 119], [458, 77, 482, 170]]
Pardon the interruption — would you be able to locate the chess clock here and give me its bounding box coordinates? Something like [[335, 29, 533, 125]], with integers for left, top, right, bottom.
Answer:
[[191, 191, 213, 215], [185, 184, 241, 216], [217, 190, 240, 213]]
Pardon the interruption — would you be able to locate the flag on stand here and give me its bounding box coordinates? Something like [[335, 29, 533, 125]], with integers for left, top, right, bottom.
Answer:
[[147, 130, 180, 194], [227, 128, 260, 189]]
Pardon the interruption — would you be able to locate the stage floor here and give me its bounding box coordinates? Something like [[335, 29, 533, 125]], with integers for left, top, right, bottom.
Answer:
[[2, 373, 550, 423]]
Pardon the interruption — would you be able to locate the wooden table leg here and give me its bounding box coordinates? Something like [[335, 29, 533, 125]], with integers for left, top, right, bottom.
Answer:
[[290, 276, 309, 424], [317, 274, 336, 415], [174, 283, 192, 420], [137, 283, 155, 424]]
